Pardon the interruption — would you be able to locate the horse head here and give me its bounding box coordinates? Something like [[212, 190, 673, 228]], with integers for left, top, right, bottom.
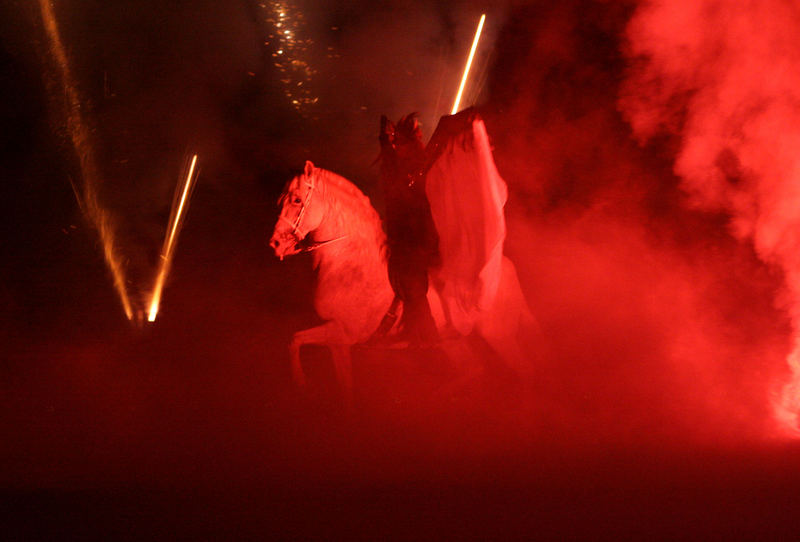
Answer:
[[270, 160, 327, 260]]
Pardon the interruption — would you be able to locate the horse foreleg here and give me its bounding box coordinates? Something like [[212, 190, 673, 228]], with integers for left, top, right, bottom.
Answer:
[[288, 338, 307, 388], [330, 344, 353, 406], [289, 320, 349, 389]]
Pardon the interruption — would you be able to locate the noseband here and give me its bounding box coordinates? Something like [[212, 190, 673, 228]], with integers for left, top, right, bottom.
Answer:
[[280, 172, 317, 241]]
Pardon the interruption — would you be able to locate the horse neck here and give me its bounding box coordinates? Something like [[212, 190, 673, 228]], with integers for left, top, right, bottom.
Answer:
[[310, 170, 385, 269]]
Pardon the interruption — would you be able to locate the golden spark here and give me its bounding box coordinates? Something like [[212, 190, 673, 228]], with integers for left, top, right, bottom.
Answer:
[[260, 1, 317, 114], [39, 0, 133, 319]]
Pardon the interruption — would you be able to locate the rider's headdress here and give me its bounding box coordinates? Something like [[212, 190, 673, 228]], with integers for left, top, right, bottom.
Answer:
[[394, 113, 422, 146]]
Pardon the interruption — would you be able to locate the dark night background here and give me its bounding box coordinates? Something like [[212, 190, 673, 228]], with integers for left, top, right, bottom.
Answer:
[[2, 0, 800, 538]]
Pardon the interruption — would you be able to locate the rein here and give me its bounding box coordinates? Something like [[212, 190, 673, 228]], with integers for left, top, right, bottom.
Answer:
[[296, 235, 349, 254]]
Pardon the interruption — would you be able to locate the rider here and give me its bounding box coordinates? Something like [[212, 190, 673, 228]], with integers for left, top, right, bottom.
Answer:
[[376, 113, 439, 346]]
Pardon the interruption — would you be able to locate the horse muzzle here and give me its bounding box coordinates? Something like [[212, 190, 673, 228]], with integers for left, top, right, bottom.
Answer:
[[269, 232, 302, 261]]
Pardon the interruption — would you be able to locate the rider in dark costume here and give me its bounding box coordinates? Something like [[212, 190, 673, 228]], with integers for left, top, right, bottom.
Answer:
[[376, 113, 440, 346]]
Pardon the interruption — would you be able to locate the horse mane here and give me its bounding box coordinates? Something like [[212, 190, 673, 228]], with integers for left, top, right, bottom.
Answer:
[[314, 167, 387, 265]]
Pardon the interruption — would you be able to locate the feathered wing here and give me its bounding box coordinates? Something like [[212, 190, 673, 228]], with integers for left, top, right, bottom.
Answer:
[[425, 109, 508, 335]]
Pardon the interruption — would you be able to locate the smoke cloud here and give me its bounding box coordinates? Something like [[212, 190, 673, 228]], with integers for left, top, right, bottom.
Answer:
[[619, 0, 800, 432], [475, 0, 796, 443]]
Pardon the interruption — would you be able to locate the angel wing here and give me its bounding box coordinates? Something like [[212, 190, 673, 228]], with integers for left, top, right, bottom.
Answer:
[[424, 109, 508, 335]]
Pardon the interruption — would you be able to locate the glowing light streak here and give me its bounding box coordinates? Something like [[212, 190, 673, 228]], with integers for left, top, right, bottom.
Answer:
[[39, 0, 133, 319], [451, 14, 486, 115], [165, 154, 197, 257], [147, 155, 199, 322]]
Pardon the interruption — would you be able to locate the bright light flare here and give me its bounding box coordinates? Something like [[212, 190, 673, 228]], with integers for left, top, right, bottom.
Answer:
[[451, 14, 486, 115], [147, 154, 199, 322]]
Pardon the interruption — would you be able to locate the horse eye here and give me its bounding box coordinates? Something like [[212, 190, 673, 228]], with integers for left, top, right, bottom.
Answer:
[[293, 197, 302, 205]]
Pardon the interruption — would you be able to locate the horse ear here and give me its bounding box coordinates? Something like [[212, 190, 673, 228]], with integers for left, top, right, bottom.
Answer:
[[304, 160, 315, 177]]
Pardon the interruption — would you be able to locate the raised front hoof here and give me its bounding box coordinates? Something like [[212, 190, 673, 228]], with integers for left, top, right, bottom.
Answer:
[[292, 373, 307, 389], [290, 361, 307, 388]]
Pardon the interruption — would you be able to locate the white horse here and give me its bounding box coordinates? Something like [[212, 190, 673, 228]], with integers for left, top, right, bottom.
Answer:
[[269, 160, 534, 395]]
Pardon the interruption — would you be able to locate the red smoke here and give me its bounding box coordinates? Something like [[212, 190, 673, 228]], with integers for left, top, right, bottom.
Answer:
[[481, 1, 794, 444], [7, 3, 800, 535], [619, 0, 800, 434]]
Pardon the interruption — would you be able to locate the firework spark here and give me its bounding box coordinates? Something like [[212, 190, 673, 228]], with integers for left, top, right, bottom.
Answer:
[[451, 14, 486, 115], [38, 0, 133, 319], [147, 155, 199, 322], [259, 1, 318, 114]]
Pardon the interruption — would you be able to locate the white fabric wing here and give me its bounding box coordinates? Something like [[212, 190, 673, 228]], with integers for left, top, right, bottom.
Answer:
[[425, 114, 508, 335]]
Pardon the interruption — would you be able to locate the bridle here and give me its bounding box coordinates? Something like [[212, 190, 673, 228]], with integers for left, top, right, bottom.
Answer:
[[275, 171, 348, 256], [279, 172, 317, 242]]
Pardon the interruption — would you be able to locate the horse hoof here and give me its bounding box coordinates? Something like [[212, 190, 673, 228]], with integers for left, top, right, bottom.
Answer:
[[291, 365, 307, 387]]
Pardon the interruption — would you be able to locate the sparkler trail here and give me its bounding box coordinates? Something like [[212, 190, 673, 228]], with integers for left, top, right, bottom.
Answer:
[[451, 14, 486, 115], [38, 0, 133, 319], [147, 155, 199, 322]]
